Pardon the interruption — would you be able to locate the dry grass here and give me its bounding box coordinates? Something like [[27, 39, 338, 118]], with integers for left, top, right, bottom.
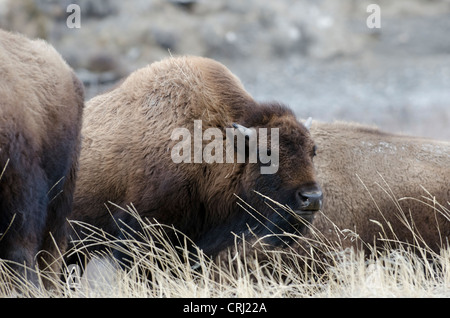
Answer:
[[0, 189, 449, 298]]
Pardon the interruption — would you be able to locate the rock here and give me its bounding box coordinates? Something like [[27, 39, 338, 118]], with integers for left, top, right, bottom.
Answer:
[[87, 52, 119, 73]]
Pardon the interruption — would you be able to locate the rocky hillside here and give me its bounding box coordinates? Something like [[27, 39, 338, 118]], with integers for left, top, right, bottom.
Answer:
[[1, 0, 449, 139]]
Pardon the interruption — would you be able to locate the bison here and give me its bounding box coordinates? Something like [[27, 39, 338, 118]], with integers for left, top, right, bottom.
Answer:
[[307, 120, 450, 253], [69, 56, 322, 265], [0, 30, 84, 286]]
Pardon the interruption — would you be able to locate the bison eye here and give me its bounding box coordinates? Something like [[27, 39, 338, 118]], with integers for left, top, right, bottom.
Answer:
[[312, 145, 317, 157]]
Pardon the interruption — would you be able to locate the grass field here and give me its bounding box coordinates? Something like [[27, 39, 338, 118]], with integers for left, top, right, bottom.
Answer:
[[0, 193, 449, 298]]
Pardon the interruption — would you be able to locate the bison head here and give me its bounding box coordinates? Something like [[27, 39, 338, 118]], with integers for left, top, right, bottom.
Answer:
[[192, 103, 323, 255]]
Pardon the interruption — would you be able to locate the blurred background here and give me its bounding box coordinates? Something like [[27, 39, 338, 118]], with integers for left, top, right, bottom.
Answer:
[[1, 0, 449, 140]]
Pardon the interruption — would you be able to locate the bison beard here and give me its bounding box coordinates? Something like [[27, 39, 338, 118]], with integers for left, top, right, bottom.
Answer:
[[195, 193, 316, 258], [69, 56, 322, 270]]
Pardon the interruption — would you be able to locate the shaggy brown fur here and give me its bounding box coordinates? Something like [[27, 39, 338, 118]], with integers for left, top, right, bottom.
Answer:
[[0, 30, 84, 286], [70, 56, 321, 263], [307, 121, 450, 253]]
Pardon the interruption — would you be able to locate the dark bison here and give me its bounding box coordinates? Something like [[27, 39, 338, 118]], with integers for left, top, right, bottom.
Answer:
[[70, 56, 322, 264], [307, 120, 450, 253], [0, 30, 84, 286]]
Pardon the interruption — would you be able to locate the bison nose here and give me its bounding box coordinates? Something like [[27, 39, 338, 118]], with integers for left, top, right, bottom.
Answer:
[[297, 188, 323, 212]]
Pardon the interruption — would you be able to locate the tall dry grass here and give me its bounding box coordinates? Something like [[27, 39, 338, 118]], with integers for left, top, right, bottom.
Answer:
[[0, 188, 449, 298]]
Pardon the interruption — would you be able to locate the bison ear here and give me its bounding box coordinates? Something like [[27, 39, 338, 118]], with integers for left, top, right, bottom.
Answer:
[[232, 123, 256, 138], [304, 117, 313, 131]]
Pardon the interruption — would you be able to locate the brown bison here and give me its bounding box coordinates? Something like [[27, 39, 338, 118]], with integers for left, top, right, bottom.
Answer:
[[70, 56, 322, 264], [307, 120, 450, 253], [0, 30, 84, 285]]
